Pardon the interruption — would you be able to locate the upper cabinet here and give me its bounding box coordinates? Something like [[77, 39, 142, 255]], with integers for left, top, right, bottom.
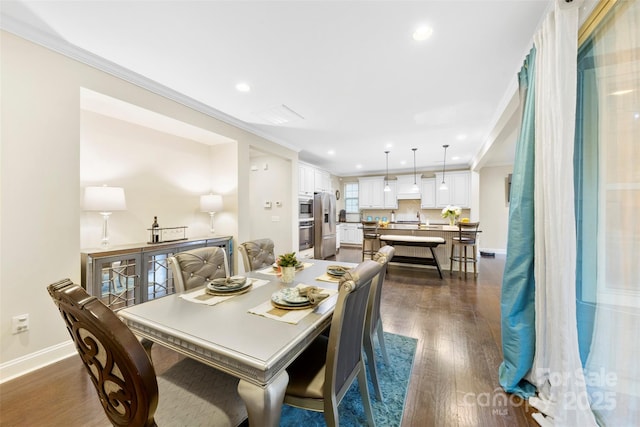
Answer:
[[420, 178, 436, 208], [299, 163, 332, 196], [359, 177, 384, 209], [434, 171, 470, 208], [299, 163, 315, 196], [359, 177, 397, 209], [314, 168, 331, 193], [383, 179, 397, 209]]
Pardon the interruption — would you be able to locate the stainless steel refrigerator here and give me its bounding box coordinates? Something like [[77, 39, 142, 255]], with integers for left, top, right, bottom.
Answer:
[[313, 192, 336, 259]]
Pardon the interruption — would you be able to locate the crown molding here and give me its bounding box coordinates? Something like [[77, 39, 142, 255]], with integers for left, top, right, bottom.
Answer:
[[0, 14, 300, 153]]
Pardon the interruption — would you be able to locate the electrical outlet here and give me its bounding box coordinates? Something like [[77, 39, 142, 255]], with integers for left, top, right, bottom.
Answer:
[[12, 314, 29, 334]]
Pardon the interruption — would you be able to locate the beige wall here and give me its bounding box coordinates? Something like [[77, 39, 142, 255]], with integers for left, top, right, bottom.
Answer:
[[247, 152, 295, 269], [0, 31, 297, 380], [478, 165, 513, 253], [80, 110, 227, 248]]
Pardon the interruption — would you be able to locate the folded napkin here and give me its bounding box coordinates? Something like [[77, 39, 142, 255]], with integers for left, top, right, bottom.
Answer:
[[209, 276, 246, 288], [297, 286, 329, 305]]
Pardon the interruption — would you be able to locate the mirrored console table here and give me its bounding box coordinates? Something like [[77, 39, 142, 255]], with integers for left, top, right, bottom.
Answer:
[[81, 236, 233, 310]]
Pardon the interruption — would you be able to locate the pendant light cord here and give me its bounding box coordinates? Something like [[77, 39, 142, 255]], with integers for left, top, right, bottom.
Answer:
[[441, 144, 449, 184], [412, 148, 417, 185]]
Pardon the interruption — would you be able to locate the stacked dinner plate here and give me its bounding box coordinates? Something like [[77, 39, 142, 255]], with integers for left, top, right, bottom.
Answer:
[[271, 288, 313, 310], [206, 276, 252, 296], [326, 265, 350, 279]]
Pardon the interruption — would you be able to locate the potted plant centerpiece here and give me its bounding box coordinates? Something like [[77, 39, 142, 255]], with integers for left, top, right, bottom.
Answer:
[[277, 252, 298, 284]]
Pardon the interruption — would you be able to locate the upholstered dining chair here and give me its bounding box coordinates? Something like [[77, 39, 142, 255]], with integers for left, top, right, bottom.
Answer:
[[47, 279, 247, 427], [365, 245, 395, 401], [238, 238, 276, 272], [168, 246, 228, 293], [449, 221, 480, 278], [283, 260, 383, 427]]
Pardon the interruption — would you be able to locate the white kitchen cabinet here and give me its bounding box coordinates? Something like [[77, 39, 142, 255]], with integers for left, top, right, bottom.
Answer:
[[298, 163, 315, 196], [435, 171, 470, 208], [420, 178, 436, 208], [358, 176, 385, 209], [339, 223, 363, 245], [383, 179, 397, 209], [314, 169, 331, 193]]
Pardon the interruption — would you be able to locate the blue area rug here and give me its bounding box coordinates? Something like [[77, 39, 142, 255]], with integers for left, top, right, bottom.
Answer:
[[280, 332, 418, 426]]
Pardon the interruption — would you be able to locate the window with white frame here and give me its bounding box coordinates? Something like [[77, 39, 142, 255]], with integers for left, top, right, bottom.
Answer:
[[344, 182, 359, 213]]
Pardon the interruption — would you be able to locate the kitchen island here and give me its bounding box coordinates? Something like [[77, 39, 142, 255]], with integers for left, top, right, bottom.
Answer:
[[376, 223, 468, 272]]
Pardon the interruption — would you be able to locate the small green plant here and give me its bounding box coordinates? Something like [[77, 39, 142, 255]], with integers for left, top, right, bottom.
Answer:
[[277, 252, 298, 267]]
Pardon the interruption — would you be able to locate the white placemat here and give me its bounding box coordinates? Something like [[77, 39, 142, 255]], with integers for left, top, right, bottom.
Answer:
[[255, 262, 314, 276], [179, 279, 269, 306], [247, 284, 337, 324]]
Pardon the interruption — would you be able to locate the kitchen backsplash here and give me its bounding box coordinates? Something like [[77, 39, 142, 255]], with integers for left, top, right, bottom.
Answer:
[[343, 199, 470, 224]]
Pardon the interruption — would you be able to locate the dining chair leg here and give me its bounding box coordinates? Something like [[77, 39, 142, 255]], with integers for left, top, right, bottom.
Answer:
[[364, 335, 383, 401], [376, 321, 389, 364], [358, 363, 376, 427]]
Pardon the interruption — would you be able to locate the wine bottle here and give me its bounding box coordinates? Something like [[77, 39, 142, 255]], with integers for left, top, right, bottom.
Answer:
[[152, 216, 160, 243]]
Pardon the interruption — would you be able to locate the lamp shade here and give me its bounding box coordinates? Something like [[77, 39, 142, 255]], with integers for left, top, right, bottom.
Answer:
[[83, 186, 126, 212], [200, 194, 223, 212]]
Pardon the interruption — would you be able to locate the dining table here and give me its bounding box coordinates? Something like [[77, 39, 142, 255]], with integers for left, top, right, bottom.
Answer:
[[117, 258, 357, 427]]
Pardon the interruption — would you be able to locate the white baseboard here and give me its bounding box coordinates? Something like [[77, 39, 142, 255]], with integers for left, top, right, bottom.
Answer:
[[0, 340, 76, 384]]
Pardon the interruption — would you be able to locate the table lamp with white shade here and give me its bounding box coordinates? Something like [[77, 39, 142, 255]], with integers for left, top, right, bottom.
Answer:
[[84, 185, 127, 247], [200, 194, 223, 234]]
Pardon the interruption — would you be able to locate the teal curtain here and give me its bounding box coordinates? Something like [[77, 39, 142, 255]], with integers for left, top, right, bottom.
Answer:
[[498, 48, 536, 397]]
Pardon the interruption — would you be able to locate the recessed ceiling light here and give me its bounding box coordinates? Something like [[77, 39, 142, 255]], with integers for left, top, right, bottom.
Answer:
[[328, 150, 335, 155], [452, 156, 460, 161], [235, 83, 251, 92], [400, 160, 407, 165], [610, 89, 633, 96], [457, 134, 467, 140], [413, 26, 433, 41], [356, 164, 363, 169], [385, 142, 394, 148]]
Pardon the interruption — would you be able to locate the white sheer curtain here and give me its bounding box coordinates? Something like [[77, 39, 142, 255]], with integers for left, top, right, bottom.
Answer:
[[580, 1, 640, 425], [527, 1, 598, 425]]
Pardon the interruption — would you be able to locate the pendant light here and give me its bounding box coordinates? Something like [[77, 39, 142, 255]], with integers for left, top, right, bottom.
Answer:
[[439, 144, 449, 191], [383, 150, 391, 192], [411, 148, 420, 192]]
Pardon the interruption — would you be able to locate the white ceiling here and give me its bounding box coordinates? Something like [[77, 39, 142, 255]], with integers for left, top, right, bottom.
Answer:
[[3, 0, 583, 176]]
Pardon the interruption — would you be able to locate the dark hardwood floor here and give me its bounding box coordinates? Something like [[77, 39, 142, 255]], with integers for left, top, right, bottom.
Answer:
[[0, 247, 537, 427]]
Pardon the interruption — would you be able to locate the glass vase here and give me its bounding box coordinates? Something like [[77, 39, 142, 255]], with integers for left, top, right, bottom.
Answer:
[[281, 266, 295, 284], [449, 216, 456, 226]]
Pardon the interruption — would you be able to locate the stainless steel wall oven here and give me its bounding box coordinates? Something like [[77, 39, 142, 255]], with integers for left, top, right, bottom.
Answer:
[[299, 220, 314, 250]]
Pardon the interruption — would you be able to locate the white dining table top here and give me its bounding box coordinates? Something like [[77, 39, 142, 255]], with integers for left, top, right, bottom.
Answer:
[[118, 258, 356, 386]]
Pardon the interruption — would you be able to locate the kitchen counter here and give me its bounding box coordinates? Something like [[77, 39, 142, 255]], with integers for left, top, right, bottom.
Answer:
[[375, 224, 477, 271]]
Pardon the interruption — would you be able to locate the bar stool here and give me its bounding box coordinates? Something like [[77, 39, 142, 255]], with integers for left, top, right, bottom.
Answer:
[[450, 221, 480, 278], [361, 221, 380, 260]]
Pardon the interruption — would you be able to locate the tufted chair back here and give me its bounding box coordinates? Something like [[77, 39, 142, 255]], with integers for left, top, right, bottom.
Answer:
[[238, 238, 276, 272], [168, 247, 227, 293]]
